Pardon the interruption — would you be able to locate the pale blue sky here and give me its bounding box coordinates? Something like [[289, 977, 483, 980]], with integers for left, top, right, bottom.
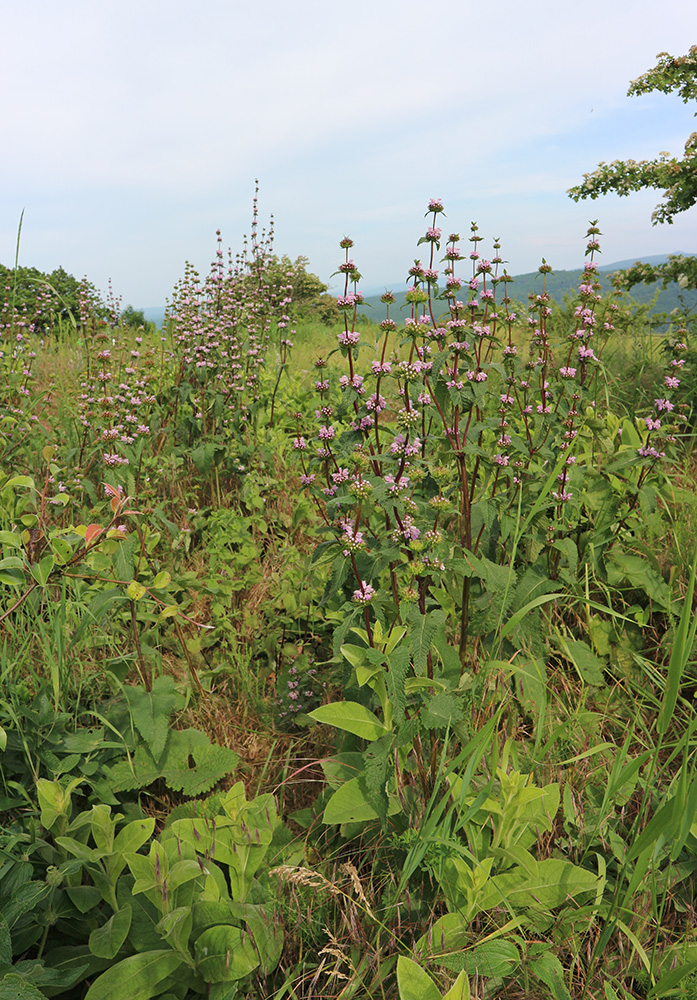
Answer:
[[3, 0, 697, 307]]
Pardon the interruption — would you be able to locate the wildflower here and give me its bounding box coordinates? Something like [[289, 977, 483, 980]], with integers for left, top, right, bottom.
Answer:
[[644, 416, 661, 431], [494, 454, 509, 466], [319, 425, 335, 440], [559, 366, 576, 379], [300, 473, 316, 486], [426, 227, 442, 242], [338, 330, 360, 347], [353, 581, 376, 604], [665, 375, 680, 389], [655, 399, 674, 412], [371, 360, 392, 375], [293, 437, 307, 449]]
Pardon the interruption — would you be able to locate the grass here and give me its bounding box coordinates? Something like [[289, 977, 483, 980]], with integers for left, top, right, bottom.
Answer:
[[2, 216, 697, 999]]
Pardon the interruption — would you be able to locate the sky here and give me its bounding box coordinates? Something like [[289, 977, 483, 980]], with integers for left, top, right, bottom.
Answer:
[[2, 0, 697, 308]]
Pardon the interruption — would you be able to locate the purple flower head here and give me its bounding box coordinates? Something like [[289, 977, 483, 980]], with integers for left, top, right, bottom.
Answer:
[[353, 581, 376, 604]]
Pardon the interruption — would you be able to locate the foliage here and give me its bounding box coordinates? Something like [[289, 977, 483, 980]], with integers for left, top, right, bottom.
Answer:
[[4, 193, 697, 998], [0, 262, 105, 336], [0, 780, 290, 998], [568, 46, 697, 227]]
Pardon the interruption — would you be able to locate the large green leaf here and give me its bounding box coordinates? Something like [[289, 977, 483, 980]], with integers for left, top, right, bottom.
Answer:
[[194, 925, 259, 982], [477, 859, 598, 912], [89, 906, 132, 960], [322, 776, 400, 826], [309, 701, 388, 740], [396, 956, 441, 1000], [84, 950, 183, 1000]]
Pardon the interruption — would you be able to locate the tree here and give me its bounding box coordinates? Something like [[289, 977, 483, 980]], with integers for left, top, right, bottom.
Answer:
[[568, 47, 697, 224], [568, 47, 697, 291], [0, 262, 105, 334]]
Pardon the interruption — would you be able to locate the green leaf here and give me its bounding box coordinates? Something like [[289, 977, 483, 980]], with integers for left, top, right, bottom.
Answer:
[[309, 701, 388, 741], [422, 692, 463, 730], [0, 973, 49, 1000], [194, 925, 259, 982], [30, 554, 54, 587], [396, 956, 441, 1000], [362, 735, 395, 824], [89, 906, 132, 960], [127, 580, 147, 601], [84, 950, 183, 1000], [464, 940, 520, 978], [477, 859, 598, 913], [0, 914, 11, 965], [443, 971, 470, 1000], [530, 953, 571, 1000], [322, 775, 399, 826], [123, 677, 180, 760], [559, 638, 606, 686]]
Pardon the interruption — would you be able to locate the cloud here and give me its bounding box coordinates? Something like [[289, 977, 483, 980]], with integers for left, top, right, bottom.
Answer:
[[3, 0, 697, 302]]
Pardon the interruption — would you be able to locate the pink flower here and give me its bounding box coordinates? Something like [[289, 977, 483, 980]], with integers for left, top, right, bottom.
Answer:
[[353, 581, 376, 604]]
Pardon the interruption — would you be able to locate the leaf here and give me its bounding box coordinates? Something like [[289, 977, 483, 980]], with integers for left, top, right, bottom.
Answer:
[[127, 580, 147, 601], [309, 701, 389, 741], [362, 734, 395, 824], [477, 859, 598, 912], [0, 914, 11, 965], [322, 776, 400, 826], [30, 554, 54, 587], [443, 971, 470, 1000], [152, 571, 171, 589], [0, 974, 49, 1000], [123, 676, 180, 760], [407, 608, 446, 675], [84, 950, 183, 1000], [422, 692, 463, 731], [530, 953, 571, 1000], [89, 906, 132, 960], [85, 524, 104, 547], [463, 940, 520, 978], [194, 925, 259, 982], [396, 956, 441, 1000], [559, 638, 606, 686]]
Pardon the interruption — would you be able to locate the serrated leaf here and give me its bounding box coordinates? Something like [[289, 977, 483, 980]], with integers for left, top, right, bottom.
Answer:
[[363, 734, 395, 824], [123, 676, 180, 759], [422, 691, 463, 730]]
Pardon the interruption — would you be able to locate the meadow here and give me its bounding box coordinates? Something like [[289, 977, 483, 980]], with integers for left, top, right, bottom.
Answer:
[[2, 196, 697, 1000]]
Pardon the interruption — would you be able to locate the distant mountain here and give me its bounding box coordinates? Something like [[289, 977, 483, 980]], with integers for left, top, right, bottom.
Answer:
[[138, 254, 697, 330], [356, 253, 697, 323], [596, 252, 693, 272]]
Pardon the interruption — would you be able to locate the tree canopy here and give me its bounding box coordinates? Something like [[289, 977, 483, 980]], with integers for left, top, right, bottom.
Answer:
[[568, 47, 697, 292], [568, 47, 697, 225]]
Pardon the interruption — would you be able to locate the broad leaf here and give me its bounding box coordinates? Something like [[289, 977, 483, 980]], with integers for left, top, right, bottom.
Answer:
[[84, 950, 183, 1000], [309, 701, 388, 740], [396, 956, 441, 1000]]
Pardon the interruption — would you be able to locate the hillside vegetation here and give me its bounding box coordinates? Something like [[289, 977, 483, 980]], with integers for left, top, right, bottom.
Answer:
[[2, 200, 697, 1000]]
